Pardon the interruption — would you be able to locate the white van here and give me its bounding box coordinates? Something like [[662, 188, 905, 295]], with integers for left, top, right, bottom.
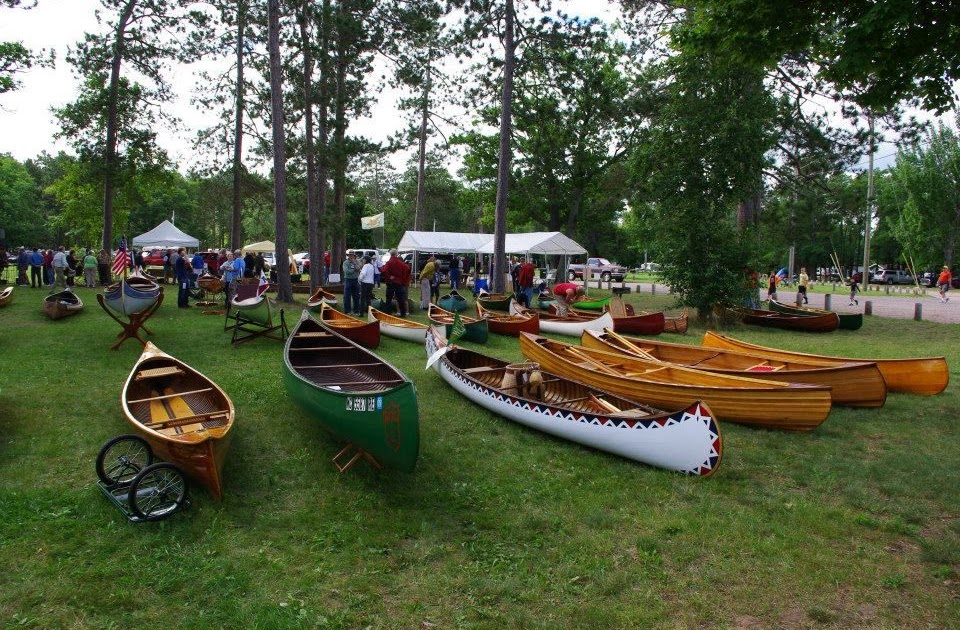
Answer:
[[346, 248, 379, 262]]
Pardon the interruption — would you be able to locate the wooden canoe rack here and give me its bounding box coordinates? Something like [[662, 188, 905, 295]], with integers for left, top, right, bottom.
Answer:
[[230, 308, 289, 346], [97, 292, 164, 350], [332, 443, 382, 473]]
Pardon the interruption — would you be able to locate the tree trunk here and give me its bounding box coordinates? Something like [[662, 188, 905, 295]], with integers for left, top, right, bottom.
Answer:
[[331, 0, 349, 273], [101, 0, 137, 252], [414, 59, 432, 232], [316, 0, 331, 285], [267, 0, 292, 302], [300, 0, 319, 292], [231, 0, 247, 251], [492, 0, 515, 294]]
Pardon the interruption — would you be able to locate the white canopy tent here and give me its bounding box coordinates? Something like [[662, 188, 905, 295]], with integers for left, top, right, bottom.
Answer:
[[132, 220, 199, 249], [397, 231, 493, 253], [474, 231, 586, 256], [241, 240, 276, 254]]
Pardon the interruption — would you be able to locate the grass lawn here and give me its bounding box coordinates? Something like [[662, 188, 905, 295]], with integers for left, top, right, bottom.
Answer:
[[0, 282, 958, 628]]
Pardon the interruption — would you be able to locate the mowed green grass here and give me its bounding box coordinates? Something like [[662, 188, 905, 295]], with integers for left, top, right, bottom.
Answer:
[[0, 283, 958, 628]]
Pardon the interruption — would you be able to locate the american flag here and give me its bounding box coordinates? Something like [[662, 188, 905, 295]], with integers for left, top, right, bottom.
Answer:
[[111, 236, 129, 276], [257, 270, 269, 297]]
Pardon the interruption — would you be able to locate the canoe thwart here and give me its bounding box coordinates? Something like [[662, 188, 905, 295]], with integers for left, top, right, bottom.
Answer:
[[135, 366, 186, 381]]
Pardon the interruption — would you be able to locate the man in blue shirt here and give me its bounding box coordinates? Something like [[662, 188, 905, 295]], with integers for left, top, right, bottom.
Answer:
[[191, 251, 204, 286], [30, 248, 43, 288]]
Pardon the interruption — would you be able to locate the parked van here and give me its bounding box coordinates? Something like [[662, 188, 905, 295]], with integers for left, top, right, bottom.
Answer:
[[346, 248, 380, 262]]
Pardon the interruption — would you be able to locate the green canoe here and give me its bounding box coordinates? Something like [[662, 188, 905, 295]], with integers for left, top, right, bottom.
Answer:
[[283, 311, 420, 472], [573, 296, 612, 310], [768, 299, 863, 331]]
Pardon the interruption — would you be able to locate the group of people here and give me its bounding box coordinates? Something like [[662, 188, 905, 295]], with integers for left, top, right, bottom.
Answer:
[[7, 245, 108, 291], [341, 251, 384, 316]]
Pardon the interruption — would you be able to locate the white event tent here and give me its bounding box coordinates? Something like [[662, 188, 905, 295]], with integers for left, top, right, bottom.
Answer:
[[474, 231, 586, 256], [132, 220, 200, 249], [397, 231, 494, 253]]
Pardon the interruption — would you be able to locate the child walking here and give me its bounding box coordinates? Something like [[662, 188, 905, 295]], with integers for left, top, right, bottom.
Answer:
[[848, 276, 860, 306]]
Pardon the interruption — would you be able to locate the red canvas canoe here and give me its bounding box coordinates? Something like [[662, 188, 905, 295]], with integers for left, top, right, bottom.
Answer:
[[475, 301, 540, 336]]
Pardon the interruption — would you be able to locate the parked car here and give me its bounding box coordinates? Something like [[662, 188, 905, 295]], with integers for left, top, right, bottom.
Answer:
[[142, 248, 168, 267], [639, 262, 661, 273], [567, 257, 627, 282], [870, 268, 915, 285], [920, 270, 960, 289]]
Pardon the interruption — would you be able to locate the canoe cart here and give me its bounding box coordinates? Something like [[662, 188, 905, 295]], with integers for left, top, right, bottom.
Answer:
[[97, 276, 165, 350], [95, 434, 191, 522]]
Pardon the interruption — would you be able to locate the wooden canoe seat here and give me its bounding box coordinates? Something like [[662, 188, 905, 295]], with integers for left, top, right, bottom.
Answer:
[[288, 346, 351, 352], [295, 362, 381, 369], [607, 297, 628, 318], [294, 332, 334, 338], [326, 378, 403, 387], [135, 366, 185, 381]]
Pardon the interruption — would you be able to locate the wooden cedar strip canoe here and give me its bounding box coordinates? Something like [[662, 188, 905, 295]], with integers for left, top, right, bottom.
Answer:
[[439, 289, 469, 312], [582, 328, 886, 408], [664, 309, 689, 334], [519, 332, 832, 431], [318, 302, 380, 349], [368, 306, 429, 343], [284, 311, 419, 471], [604, 297, 665, 335], [702, 331, 948, 396], [43, 290, 83, 320], [0, 286, 14, 307], [121, 342, 235, 499], [306, 286, 338, 311], [736, 306, 839, 332], [511, 300, 614, 336], [197, 273, 225, 294], [428, 303, 489, 344], [768, 299, 863, 331], [475, 300, 540, 336], [425, 326, 721, 476], [475, 293, 513, 312]]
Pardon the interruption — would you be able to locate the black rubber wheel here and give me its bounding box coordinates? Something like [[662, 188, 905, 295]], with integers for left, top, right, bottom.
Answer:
[[96, 435, 153, 485], [568, 271, 576, 281], [887, 278, 893, 285], [600, 272, 611, 282], [128, 463, 188, 521]]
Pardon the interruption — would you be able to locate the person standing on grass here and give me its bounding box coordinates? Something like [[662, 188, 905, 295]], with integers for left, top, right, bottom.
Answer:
[[797, 268, 810, 305], [191, 251, 205, 286], [419, 255, 437, 309], [342, 251, 361, 315], [97, 249, 111, 285], [382, 249, 411, 317], [848, 276, 860, 306], [82, 249, 98, 287], [29, 247, 42, 288], [448, 256, 461, 290], [358, 255, 376, 315], [220, 252, 237, 308], [51, 246, 69, 292], [517, 258, 537, 308], [936, 265, 952, 303], [175, 247, 191, 308]]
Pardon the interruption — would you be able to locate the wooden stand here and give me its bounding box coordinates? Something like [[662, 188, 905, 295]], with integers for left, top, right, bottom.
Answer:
[[97, 292, 164, 350], [230, 308, 289, 346], [332, 443, 382, 473]]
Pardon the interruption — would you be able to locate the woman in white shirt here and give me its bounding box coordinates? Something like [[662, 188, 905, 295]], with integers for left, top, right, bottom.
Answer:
[[358, 256, 376, 315]]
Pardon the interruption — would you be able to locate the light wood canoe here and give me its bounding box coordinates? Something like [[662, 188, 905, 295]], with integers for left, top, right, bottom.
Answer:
[[768, 299, 863, 330], [0, 286, 14, 307], [121, 342, 235, 499], [582, 328, 887, 407], [43, 290, 83, 320], [664, 308, 689, 334], [425, 326, 722, 476], [368, 306, 429, 343], [519, 332, 832, 431], [318, 303, 381, 349], [428, 303, 489, 344], [284, 311, 419, 471], [476, 300, 540, 336], [702, 331, 948, 396], [736, 306, 840, 332], [511, 300, 614, 336]]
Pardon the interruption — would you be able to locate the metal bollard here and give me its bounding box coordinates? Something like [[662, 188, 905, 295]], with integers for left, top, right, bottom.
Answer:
[[914, 303, 923, 321], [651, 283, 656, 295], [865, 301, 872, 315], [824, 294, 831, 310]]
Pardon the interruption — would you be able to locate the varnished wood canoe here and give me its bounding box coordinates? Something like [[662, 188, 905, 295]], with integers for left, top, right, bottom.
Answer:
[[0, 286, 14, 307], [476, 293, 513, 312], [602, 299, 665, 335], [121, 342, 235, 499], [428, 303, 489, 344], [582, 328, 887, 407], [768, 299, 863, 330], [476, 300, 540, 336], [306, 286, 338, 311], [511, 300, 614, 336], [702, 331, 948, 396], [519, 332, 832, 431], [368, 306, 429, 343], [284, 311, 419, 471], [736, 306, 839, 332], [425, 326, 721, 475], [197, 273, 225, 295], [318, 302, 380, 349], [664, 309, 689, 334], [43, 290, 83, 320], [439, 289, 469, 312]]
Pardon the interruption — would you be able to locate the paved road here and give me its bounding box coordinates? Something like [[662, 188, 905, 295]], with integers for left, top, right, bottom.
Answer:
[[621, 282, 959, 325]]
